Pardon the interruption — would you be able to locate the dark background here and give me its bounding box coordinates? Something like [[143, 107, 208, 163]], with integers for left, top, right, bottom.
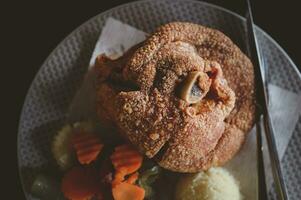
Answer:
[[6, 0, 300, 199]]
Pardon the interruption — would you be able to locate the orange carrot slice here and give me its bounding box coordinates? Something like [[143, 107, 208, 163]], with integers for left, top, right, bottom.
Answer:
[[112, 171, 126, 188], [61, 166, 99, 200], [125, 172, 139, 184], [110, 144, 143, 175], [112, 182, 145, 200], [72, 133, 103, 164]]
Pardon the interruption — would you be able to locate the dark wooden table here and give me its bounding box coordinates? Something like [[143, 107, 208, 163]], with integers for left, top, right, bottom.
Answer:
[[8, 0, 300, 199]]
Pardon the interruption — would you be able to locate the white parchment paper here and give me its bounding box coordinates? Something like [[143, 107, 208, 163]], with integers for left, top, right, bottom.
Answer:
[[68, 17, 301, 199], [68, 18, 147, 122]]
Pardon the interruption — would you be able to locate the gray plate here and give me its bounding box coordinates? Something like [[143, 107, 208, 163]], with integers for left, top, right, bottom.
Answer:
[[18, 0, 301, 199]]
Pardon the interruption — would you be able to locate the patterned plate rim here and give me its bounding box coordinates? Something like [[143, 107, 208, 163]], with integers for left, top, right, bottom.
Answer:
[[17, 0, 301, 198]]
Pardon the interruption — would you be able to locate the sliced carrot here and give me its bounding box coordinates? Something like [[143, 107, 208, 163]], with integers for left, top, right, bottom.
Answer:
[[61, 166, 99, 200], [72, 132, 103, 164], [112, 171, 126, 187], [112, 171, 139, 187], [125, 172, 139, 184], [112, 182, 145, 200], [110, 144, 143, 175]]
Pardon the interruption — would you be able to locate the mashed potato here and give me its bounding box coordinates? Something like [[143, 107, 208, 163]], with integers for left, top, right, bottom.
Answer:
[[176, 167, 241, 200]]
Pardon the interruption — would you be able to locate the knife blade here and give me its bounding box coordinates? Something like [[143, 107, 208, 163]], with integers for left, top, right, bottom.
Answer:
[[245, 0, 289, 199]]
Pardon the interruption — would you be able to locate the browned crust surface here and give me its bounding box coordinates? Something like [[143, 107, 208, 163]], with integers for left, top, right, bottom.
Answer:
[[96, 22, 255, 172]]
